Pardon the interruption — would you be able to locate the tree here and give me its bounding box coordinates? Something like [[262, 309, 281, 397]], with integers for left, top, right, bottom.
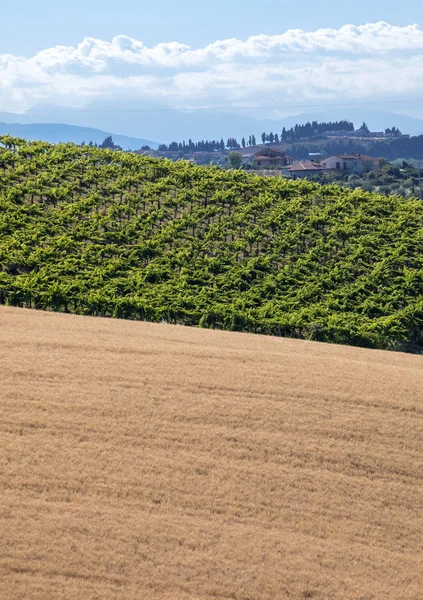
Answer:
[[99, 136, 122, 150], [360, 122, 370, 133], [241, 137, 246, 148], [226, 138, 240, 150], [390, 126, 402, 137], [228, 152, 243, 169], [261, 132, 266, 144], [100, 136, 116, 149], [269, 132, 274, 144], [251, 135, 256, 146]]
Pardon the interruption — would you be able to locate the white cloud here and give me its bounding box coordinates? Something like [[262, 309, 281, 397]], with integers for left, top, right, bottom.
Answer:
[[1, 22, 423, 114]]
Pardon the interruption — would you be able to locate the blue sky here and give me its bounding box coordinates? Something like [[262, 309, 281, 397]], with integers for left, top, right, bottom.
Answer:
[[1, 1, 423, 138], [2, 0, 422, 55]]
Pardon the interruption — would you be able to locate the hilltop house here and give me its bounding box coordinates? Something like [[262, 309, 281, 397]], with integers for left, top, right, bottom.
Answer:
[[323, 128, 384, 139], [281, 161, 334, 179], [322, 154, 381, 175], [252, 147, 293, 168]]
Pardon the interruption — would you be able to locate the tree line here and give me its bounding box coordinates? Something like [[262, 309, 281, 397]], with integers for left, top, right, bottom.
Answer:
[[265, 120, 354, 144], [156, 121, 355, 153], [157, 136, 259, 153]]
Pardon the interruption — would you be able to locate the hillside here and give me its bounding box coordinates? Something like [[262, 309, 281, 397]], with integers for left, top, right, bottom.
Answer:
[[281, 135, 423, 161], [0, 121, 158, 150], [1, 306, 422, 599], [1, 136, 423, 351]]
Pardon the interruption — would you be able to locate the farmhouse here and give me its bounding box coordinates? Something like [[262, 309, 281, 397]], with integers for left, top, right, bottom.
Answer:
[[253, 147, 293, 168], [322, 154, 381, 175], [281, 160, 333, 179], [322, 128, 385, 139]]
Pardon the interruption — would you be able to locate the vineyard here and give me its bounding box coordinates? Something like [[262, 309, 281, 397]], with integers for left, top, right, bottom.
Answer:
[[1, 136, 423, 351]]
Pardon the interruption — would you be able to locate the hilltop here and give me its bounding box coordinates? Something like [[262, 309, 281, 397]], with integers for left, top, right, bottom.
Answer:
[[1, 136, 423, 352], [1, 306, 422, 599]]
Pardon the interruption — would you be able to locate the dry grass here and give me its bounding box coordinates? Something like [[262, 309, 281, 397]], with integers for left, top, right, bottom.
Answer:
[[0, 306, 422, 600]]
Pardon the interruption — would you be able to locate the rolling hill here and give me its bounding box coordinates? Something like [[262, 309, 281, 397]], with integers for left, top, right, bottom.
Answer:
[[0, 121, 158, 150], [3, 104, 423, 141], [1, 136, 423, 352], [1, 306, 422, 599]]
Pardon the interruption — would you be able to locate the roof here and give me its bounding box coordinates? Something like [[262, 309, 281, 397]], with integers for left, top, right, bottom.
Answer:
[[357, 155, 380, 162], [333, 154, 360, 160], [254, 147, 287, 157], [286, 161, 330, 172], [330, 154, 380, 161], [254, 155, 286, 160]]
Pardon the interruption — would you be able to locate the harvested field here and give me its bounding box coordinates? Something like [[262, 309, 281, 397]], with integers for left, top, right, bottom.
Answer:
[[0, 306, 422, 600]]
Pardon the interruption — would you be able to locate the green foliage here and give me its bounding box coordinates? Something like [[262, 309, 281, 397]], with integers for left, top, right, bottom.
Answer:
[[311, 160, 422, 199], [280, 120, 354, 141], [227, 152, 243, 169], [99, 136, 121, 151], [1, 136, 423, 351]]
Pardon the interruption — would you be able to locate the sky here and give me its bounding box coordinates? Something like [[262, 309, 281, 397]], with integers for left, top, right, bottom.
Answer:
[[1, 0, 423, 137], [2, 0, 422, 55]]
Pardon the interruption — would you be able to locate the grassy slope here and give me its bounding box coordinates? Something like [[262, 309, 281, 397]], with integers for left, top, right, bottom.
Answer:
[[1, 306, 422, 600], [1, 136, 423, 351]]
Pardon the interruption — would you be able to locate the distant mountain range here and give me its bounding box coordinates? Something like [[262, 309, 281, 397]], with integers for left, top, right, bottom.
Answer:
[[0, 120, 158, 150], [1, 106, 423, 148]]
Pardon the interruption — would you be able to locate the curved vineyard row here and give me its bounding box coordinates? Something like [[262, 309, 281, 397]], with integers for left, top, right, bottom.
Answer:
[[1, 136, 423, 351]]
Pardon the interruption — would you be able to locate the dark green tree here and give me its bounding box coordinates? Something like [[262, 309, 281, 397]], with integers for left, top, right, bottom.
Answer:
[[228, 152, 243, 169], [99, 136, 121, 150]]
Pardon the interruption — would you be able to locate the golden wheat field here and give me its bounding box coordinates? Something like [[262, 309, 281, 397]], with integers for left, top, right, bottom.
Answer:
[[1, 306, 423, 600]]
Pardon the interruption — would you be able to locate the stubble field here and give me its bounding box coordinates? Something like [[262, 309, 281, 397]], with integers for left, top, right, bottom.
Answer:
[[0, 306, 422, 599]]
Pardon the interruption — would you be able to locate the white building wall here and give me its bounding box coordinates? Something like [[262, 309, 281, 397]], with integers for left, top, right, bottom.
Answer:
[[323, 157, 364, 175]]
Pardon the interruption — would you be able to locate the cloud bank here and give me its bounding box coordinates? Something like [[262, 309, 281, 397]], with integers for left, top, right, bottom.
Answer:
[[1, 22, 423, 114]]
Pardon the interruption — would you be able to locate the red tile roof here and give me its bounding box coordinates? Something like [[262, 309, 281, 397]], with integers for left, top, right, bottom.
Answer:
[[334, 154, 360, 159], [286, 161, 330, 171], [358, 155, 380, 162], [254, 155, 286, 160], [254, 147, 287, 157], [333, 154, 380, 162]]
